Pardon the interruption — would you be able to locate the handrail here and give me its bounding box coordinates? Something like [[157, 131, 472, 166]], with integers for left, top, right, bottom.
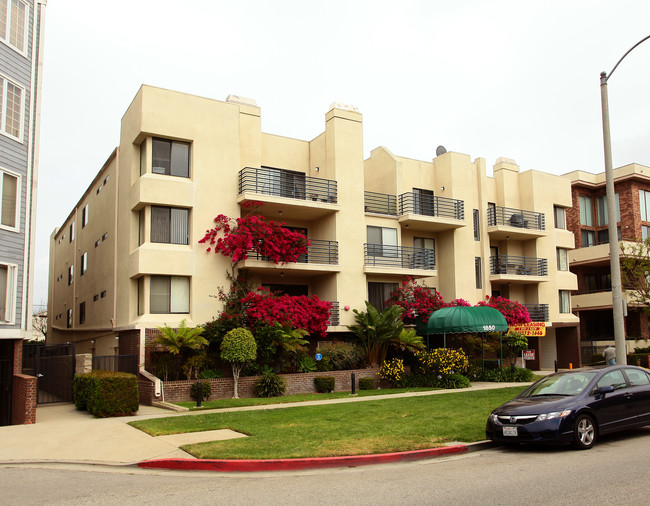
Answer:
[[487, 206, 545, 231], [364, 243, 436, 270], [238, 167, 337, 203]]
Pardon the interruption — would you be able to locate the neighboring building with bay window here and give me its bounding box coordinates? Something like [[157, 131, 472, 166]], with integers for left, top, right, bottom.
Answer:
[[564, 164, 650, 363], [47, 85, 579, 376], [0, 0, 47, 426]]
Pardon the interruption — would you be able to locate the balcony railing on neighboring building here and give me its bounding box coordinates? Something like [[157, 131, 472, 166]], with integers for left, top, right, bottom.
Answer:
[[238, 167, 337, 203], [524, 304, 549, 322], [490, 255, 548, 276], [364, 243, 436, 270], [487, 206, 545, 231], [364, 191, 398, 215], [328, 301, 340, 326], [247, 239, 339, 265], [399, 192, 464, 220]]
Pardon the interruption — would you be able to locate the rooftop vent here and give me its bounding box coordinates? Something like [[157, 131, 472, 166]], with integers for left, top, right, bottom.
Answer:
[[226, 94, 258, 107]]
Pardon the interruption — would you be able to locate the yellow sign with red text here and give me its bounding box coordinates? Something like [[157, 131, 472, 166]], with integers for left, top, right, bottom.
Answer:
[[508, 322, 546, 336]]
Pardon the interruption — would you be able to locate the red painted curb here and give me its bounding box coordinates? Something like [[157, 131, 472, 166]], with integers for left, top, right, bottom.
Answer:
[[138, 445, 468, 472]]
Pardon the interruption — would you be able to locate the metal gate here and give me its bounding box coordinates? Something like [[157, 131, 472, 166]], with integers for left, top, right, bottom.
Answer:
[[23, 343, 76, 404], [0, 357, 11, 426]]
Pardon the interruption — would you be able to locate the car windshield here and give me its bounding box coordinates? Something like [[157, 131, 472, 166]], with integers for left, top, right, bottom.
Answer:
[[521, 371, 599, 397]]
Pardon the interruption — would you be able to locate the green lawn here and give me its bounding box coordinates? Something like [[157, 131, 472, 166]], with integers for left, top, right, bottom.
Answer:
[[130, 386, 526, 459], [174, 387, 443, 410]]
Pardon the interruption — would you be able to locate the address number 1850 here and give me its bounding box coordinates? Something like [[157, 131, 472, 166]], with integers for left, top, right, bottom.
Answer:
[[483, 325, 496, 331]]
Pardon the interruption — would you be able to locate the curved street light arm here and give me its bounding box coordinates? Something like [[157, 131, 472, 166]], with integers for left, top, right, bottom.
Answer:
[[603, 34, 650, 82]]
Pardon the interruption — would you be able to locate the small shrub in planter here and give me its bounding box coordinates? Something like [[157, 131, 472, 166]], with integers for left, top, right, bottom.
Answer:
[[314, 376, 335, 393], [190, 381, 212, 401], [358, 377, 375, 390], [254, 371, 287, 397]]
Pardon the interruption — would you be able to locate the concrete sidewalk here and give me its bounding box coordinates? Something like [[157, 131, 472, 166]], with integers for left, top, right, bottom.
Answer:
[[0, 380, 543, 470]]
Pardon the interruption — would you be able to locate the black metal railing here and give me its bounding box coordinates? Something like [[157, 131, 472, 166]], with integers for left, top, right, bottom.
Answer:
[[399, 192, 464, 220], [487, 206, 545, 230], [524, 304, 550, 322], [328, 301, 340, 326], [364, 191, 398, 215], [247, 239, 339, 265], [238, 167, 337, 203], [93, 355, 138, 376], [364, 243, 436, 270], [490, 255, 548, 276]]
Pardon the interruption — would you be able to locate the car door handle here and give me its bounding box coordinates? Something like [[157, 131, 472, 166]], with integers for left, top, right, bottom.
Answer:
[[624, 393, 633, 399]]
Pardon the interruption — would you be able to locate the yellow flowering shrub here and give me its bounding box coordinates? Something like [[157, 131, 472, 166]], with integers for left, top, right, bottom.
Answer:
[[414, 348, 469, 375], [379, 358, 404, 385]]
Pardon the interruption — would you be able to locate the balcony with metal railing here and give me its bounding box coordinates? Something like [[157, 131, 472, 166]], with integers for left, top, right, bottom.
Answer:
[[241, 239, 341, 275], [328, 301, 340, 327], [237, 167, 338, 220], [364, 191, 398, 215], [489, 254, 548, 284], [487, 206, 546, 240], [524, 304, 550, 322], [398, 192, 465, 232], [364, 243, 437, 274]]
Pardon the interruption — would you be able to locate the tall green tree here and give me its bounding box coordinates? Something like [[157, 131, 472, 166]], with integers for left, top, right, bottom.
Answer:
[[620, 238, 650, 312], [348, 302, 424, 365]]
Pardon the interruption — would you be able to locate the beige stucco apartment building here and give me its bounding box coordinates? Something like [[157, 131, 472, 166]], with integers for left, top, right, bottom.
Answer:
[[47, 85, 579, 371]]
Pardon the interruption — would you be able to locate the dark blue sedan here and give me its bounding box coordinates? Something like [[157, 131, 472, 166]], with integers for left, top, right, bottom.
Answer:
[[486, 365, 650, 449]]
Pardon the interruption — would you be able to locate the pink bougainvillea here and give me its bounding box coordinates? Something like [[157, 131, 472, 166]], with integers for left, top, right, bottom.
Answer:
[[199, 203, 310, 264], [476, 295, 531, 325], [239, 289, 332, 337], [390, 277, 446, 323]]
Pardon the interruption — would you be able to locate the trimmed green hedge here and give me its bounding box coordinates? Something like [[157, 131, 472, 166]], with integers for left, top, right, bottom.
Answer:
[[73, 370, 139, 418], [314, 376, 335, 393], [358, 377, 375, 390]]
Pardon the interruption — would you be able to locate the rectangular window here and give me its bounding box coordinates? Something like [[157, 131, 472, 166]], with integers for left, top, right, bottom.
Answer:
[[554, 206, 566, 229], [79, 301, 86, 325], [559, 290, 571, 314], [140, 139, 147, 176], [475, 257, 482, 289], [473, 209, 480, 240], [0, 0, 27, 53], [640, 190, 650, 222], [66, 308, 72, 328], [596, 194, 620, 226], [82, 203, 89, 228], [151, 206, 189, 245], [557, 248, 568, 271], [367, 226, 398, 257], [138, 209, 145, 246], [367, 282, 398, 312], [0, 75, 24, 139], [68, 265, 73, 285], [152, 138, 190, 178], [69, 221, 75, 242], [93, 294, 99, 302], [413, 237, 435, 269], [137, 277, 144, 316], [80, 252, 87, 276], [150, 275, 190, 314], [643, 225, 650, 241], [581, 229, 595, 247], [0, 263, 16, 323], [100, 290, 106, 298], [1, 169, 18, 229], [579, 195, 593, 226]]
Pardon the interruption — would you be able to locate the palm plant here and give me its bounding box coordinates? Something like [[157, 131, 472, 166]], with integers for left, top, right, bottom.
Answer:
[[348, 302, 424, 365], [155, 319, 208, 379]]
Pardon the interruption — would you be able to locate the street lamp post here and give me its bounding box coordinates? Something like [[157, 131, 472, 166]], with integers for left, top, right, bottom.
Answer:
[[600, 35, 650, 366]]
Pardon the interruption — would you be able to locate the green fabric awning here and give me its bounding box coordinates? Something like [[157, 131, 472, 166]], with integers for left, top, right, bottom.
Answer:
[[425, 306, 508, 334]]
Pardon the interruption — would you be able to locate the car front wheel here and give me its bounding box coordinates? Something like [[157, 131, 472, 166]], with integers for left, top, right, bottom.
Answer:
[[573, 414, 597, 450]]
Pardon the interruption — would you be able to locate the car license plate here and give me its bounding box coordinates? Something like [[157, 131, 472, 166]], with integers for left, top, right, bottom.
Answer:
[[503, 426, 518, 437]]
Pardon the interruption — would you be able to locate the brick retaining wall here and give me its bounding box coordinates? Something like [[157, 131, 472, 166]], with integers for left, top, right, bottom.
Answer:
[[158, 367, 381, 403]]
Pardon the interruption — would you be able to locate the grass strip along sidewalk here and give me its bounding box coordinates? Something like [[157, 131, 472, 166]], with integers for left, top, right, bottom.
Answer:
[[130, 386, 525, 460]]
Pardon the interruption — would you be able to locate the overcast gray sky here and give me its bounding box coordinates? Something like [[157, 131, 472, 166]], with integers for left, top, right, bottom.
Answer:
[[33, 0, 650, 307]]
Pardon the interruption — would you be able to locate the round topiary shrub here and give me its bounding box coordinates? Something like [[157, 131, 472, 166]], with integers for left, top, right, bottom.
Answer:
[[358, 377, 375, 390], [254, 371, 287, 397], [314, 376, 335, 393], [190, 381, 212, 401]]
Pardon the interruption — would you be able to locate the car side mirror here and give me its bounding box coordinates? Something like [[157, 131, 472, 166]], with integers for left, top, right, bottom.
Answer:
[[599, 385, 615, 395]]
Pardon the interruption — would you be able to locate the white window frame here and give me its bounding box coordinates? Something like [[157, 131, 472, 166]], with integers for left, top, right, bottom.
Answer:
[[150, 275, 190, 314], [557, 248, 568, 271], [0, 167, 20, 231], [81, 203, 89, 228], [0, 73, 24, 142], [80, 252, 87, 276], [0, 0, 28, 56], [559, 290, 571, 314], [0, 262, 17, 323]]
